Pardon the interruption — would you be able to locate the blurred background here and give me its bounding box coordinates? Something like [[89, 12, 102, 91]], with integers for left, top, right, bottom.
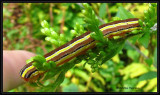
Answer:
[[3, 3, 157, 92]]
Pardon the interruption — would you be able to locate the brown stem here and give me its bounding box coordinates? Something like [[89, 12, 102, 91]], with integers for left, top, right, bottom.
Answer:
[[60, 8, 66, 34], [49, 3, 53, 27], [106, 4, 111, 20]]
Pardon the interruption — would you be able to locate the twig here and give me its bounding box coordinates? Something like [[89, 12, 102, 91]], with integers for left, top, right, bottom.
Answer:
[[60, 7, 66, 34], [126, 40, 148, 59], [106, 4, 111, 20], [49, 3, 53, 27]]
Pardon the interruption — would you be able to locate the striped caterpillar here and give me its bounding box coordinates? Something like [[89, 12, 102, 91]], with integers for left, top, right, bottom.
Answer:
[[20, 18, 141, 82]]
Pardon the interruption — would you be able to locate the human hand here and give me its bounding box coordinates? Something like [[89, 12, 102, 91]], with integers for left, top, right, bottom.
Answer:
[[3, 50, 35, 92]]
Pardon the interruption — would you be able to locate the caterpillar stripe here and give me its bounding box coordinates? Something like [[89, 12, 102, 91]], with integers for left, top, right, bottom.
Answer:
[[19, 18, 141, 82]]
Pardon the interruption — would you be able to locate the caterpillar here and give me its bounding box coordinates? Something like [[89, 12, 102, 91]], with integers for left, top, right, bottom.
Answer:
[[19, 18, 141, 82]]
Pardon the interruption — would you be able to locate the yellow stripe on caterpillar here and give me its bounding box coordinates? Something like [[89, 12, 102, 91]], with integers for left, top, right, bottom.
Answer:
[[100, 20, 138, 31], [55, 41, 96, 65], [22, 65, 35, 78], [45, 34, 91, 61], [127, 21, 138, 24]]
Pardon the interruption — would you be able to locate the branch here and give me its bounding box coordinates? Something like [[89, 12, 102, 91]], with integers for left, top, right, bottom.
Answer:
[[49, 3, 53, 27], [77, 3, 148, 59], [126, 40, 149, 59]]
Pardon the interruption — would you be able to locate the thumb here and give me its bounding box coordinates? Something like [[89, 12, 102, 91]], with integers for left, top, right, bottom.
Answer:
[[3, 50, 36, 92]]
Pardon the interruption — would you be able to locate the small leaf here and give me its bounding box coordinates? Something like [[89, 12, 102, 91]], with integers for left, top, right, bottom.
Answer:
[[153, 47, 157, 67], [43, 62, 50, 70], [26, 58, 33, 64], [145, 58, 153, 66], [51, 71, 65, 90], [138, 71, 157, 82], [138, 32, 150, 48], [99, 3, 107, 18], [116, 6, 135, 19], [127, 50, 140, 62], [41, 20, 49, 28], [48, 61, 56, 68], [33, 55, 46, 63]]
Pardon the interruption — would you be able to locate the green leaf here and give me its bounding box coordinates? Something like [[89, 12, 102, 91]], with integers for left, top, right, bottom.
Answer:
[[116, 6, 135, 19], [43, 62, 51, 70], [48, 61, 56, 68], [145, 58, 153, 66], [102, 39, 126, 63], [26, 58, 34, 64], [82, 3, 105, 43], [153, 47, 157, 67], [62, 83, 79, 92], [127, 49, 140, 62], [122, 78, 138, 92], [138, 32, 150, 48], [99, 3, 107, 18], [33, 55, 46, 63], [61, 78, 70, 87], [128, 34, 142, 44], [41, 20, 49, 28], [138, 71, 157, 82], [74, 69, 89, 81], [51, 71, 65, 90], [43, 69, 59, 81]]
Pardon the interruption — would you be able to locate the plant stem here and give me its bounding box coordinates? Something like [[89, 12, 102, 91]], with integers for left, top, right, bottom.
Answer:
[[49, 3, 53, 27]]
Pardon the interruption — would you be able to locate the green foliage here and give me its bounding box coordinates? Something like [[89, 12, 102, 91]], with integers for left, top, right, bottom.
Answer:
[[127, 49, 140, 62], [41, 20, 66, 47], [80, 3, 144, 72], [139, 32, 150, 48], [41, 19, 85, 47], [116, 6, 135, 19], [82, 3, 105, 43], [3, 19, 14, 29], [145, 58, 153, 66], [138, 3, 157, 48], [6, 29, 19, 40]]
